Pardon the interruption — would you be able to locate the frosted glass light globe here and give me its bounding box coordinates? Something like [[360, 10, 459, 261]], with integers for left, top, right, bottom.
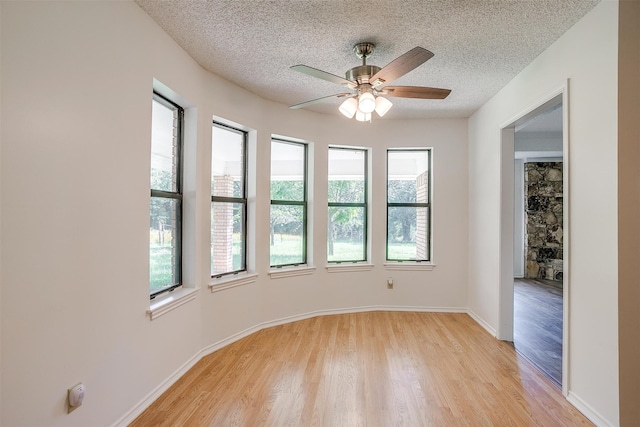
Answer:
[[339, 98, 358, 118], [358, 92, 376, 114], [355, 110, 371, 122], [375, 96, 393, 117]]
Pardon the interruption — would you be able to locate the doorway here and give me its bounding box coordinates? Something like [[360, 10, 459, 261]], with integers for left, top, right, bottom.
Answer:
[[498, 87, 569, 395], [513, 109, 564, 386]]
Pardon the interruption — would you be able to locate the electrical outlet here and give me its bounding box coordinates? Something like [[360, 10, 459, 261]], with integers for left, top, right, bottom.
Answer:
[[67, 383, 85, 414], [387, 277, 393, 289]]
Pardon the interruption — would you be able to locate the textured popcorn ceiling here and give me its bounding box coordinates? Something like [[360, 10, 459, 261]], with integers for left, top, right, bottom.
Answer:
[[135, 0, 599, 119]]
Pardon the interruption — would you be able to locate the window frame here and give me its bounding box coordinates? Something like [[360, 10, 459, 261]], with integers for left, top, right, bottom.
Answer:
[[270, 138, 308, 268], [327, 146, 368, 263], [211, 121, 248, 278], [386, 148, 432, 262], [150, 92, 184, 299]]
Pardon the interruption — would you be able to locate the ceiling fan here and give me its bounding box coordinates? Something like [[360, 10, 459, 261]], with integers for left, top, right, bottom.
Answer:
[[289, 42, 451, 121]]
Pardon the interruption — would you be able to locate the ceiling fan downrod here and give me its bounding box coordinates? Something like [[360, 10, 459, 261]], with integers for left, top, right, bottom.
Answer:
[[353, 42, 375, 65], [347, 42, 381, 85]]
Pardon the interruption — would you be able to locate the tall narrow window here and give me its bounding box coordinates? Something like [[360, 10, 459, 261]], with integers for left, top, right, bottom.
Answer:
[[387, 149, 431, 261], [150, 93, 183, 297], [211, 122, 247, 277], [270, 139, 307, 267], [328, 147, 367, 262]]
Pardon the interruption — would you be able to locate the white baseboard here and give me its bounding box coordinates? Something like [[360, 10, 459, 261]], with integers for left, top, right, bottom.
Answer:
[[462, 311, 614, 427], [567, 391, 615, 427], [111, 350, 203, 427], [466, 309, 497, 337], [112, 304, 470, 426]]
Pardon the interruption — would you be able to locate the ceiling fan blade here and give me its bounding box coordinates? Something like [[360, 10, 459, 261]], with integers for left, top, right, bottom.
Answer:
[[291, 65, 356, 88], [382, 86, 451, 99], [370, 47, 434, 86], [289, 93, 353, 109]]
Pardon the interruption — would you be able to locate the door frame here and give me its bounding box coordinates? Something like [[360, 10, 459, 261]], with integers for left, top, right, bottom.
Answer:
[[497, 81, 570, 396]]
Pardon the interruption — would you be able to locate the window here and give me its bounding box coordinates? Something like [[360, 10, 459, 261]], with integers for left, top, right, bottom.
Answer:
[[386, 149, 431, 261], [270, 139, 307, 267], [211, 122, 247, 277], [327, 147, 367, 262], [150, 93, 183, 298]]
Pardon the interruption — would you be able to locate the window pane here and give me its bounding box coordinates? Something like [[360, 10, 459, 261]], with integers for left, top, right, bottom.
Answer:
[[387, 206, 429, 261], [270, 204, 304, 266], [150, 197, 180, 292], [211, 202, 245, 275], [387, 151, 429, 203], [151, 99, 178, 192], [271, 141, 304, 201], [328, 148, 365, 203], [212, 126, 244, 198], [328, 206, 365, 262]]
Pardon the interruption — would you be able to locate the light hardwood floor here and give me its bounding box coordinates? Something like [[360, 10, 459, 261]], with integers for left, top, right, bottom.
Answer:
[[131, 312, 592, 426]]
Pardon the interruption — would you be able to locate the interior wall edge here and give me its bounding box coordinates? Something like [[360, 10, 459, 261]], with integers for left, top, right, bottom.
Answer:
[[567, 391, 616, 427], [617, 0, 640, 424], [467, 1, 619, 423], [466, 308, 497, 337]]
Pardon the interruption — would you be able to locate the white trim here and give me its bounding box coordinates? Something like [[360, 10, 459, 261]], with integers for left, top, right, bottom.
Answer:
[[515, 152, 563, 160], [110, 348, 203, 427], [466, 309, 497, 337], [146, 287, 198, 321], [269, 265, 316, 279], [326, 263, 374, 273], [497, 126, 515, 341], [560, 82, 570, 397], [567, 391, 615, 427], [208, 273, 258, 293], [384, 262, 435, 271]]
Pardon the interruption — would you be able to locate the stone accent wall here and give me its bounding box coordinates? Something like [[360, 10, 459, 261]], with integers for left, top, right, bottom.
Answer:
[[416, 171, 429, 260], [525, 162, 563, 281]]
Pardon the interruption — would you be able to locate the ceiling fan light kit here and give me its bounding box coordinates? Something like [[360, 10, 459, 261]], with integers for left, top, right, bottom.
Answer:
[[338, 93, 393, 121], [338, 97, 358, 118], [290, 42, 451, 122], [357, 92, 376, 114], [355, 111, 372, 122], [375, 96, 393, 117]]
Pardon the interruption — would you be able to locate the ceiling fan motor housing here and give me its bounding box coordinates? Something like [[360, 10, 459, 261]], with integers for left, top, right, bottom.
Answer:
[[346, 65, 381, 86]]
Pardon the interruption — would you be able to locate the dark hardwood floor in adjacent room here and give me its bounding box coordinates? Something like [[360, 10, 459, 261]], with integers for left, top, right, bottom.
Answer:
[[514, 278, 563, 387], [131, 311, 589, 426]]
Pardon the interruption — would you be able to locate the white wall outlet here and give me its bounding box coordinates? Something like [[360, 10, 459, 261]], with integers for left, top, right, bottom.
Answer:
[[387, 277, 393, 289], [67, 383, 86, 413]]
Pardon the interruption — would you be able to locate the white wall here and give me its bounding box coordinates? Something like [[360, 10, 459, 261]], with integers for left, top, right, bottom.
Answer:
[[515, 132, 563, 152], [468, 1, 619, 425], [513, 159, 525, 277], [0, 2, 468, 426]]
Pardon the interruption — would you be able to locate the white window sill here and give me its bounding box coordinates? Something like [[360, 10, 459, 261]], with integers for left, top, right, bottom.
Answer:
[[384, 262, 436, 271], [147, 287, 199, 321], [326, 263, 374, 273], [269, 265, 316, 279], [209, 273, 258, 293]]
